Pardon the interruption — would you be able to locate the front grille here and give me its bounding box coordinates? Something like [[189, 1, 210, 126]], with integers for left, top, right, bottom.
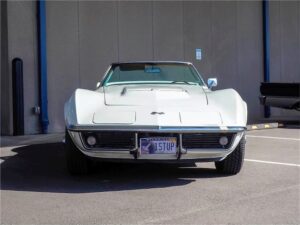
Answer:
[[182, 133, 235, 149], [81, 131, 135, 149], [81, 131, 235, 150]]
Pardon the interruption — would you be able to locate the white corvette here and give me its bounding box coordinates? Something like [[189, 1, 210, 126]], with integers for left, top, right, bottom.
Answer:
[[64, 61, 247, 175]]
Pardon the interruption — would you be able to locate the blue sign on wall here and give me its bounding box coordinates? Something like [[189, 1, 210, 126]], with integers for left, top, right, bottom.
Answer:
[[196, 48, 202, 60]]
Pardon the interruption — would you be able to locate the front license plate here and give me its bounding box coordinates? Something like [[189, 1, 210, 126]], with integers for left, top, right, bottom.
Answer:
[[140, 137, 177, 154]]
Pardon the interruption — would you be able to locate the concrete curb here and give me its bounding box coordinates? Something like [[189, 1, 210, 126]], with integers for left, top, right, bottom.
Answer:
[[246, 122, 279, 131]]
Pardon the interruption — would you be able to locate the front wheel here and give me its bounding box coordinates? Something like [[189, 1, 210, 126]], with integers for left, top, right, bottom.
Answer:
[[215, 135, 245, 175], [65, 130, 90, 175]]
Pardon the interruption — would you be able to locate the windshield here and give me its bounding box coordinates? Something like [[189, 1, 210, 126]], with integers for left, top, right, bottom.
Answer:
[[102, 63, 204, 86]]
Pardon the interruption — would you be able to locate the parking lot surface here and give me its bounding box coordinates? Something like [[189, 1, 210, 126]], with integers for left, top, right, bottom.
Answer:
[[1, 128, 299, 224]]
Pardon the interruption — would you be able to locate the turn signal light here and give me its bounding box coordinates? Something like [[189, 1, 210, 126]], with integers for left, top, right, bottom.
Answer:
[[87, 136, 96, 146], [219, 136, 229, 146]]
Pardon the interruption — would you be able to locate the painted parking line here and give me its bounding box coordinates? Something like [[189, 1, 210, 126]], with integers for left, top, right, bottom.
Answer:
[[245, 159, 300, 167], [247, 135, 300, 141]]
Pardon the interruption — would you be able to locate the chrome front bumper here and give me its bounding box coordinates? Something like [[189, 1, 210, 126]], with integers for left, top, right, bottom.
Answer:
[[67, 127, 245, 162]]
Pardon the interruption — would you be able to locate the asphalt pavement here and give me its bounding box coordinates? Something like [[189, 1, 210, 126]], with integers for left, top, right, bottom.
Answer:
[[1, 128, 299, 224]]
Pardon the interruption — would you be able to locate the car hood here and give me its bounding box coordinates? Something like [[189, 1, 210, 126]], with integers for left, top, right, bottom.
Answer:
[[100, 85, 223, 126], [103, 84, 208, 107], [65, 87, 247, 128]]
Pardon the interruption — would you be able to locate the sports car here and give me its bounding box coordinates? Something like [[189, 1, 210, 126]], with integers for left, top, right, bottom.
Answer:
[[64, 61, 247, 175]]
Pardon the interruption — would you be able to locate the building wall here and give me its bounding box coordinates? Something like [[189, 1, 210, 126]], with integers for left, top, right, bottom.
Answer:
[[45, 0, 265, 133], [0, 2, 1, 104], [1, 1, 299, 134], [16, 1, 39, 134], [1, 1, 49, 135], [269, 1, 300, 117], [0, 0, 12, 135]]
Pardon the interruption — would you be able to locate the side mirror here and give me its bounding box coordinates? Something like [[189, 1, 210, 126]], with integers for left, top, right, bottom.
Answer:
[[96, 82, 101, 89], [207, 78, 218, 89]]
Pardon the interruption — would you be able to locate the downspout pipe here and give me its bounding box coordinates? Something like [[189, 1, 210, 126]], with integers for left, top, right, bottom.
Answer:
[[262, 0, 271, 118], [37, 0, 49, 133]]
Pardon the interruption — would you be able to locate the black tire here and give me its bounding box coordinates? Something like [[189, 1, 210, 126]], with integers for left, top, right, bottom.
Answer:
[[65, 130, 90, 175], [215, 135, 245, 175]]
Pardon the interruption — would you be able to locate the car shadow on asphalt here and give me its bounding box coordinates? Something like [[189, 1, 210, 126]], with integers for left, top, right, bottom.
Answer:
[[1, 143, 229, 193]]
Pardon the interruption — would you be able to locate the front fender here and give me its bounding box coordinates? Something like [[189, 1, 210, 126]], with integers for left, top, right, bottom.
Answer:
[[206, 89, 247, 127], [64, 89, 105, 128]]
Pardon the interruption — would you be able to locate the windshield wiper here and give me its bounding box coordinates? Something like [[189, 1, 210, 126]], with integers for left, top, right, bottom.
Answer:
[[171, 81, 198, 85]]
